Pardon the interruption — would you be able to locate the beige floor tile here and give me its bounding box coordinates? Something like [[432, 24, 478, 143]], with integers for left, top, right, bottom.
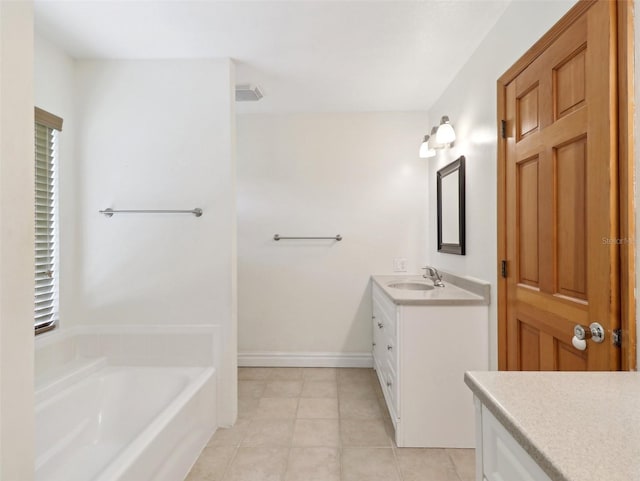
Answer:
[[300, 381, 338, 398], [341, 447, 400, 481], [242, 419, 295, 447], [447, 448, 475, 481], [207, 419, 251, 446], [339, 397, 383, 419], [337, 368, 375, 384], [223, 447, 288, 481], [238, 398, 260, 419], [338, 380, 378, 400], [297, 398, 339, 419], [284, 447, 340, 481], [340, 419, 392, 447], [378, 398, 393, 422], [372, 376, 384, 397], [238, 380, 266, 399], [186, 446, 236, 481], [263, 381, 303, 398], [301, 368, 337, 381], [238, 367, 271, 381], [254, 397, 299, 419], [395, 448, 460, 481], [383, 418, 398, 447], [268, 368, 303, 380], [292, 419, 340, 447]]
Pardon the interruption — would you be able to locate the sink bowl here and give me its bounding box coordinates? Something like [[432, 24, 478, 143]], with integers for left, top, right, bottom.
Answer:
[[388, 282, 434, 291]]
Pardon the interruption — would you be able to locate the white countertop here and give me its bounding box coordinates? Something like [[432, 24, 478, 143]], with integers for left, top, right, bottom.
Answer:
[[371, 274, 489, 306], [465, 371, 640, 481]]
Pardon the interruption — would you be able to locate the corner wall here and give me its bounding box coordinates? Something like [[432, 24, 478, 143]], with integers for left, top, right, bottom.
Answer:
[[73, 59, 237, 422], [237, 112, 429, 364], [426, 0, 575, 369], [0, 2, 35, 479]]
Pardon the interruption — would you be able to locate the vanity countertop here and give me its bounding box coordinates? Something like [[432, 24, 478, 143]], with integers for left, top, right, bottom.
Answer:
[[371, 273, 489, 306], [465, 371, 640, 481]]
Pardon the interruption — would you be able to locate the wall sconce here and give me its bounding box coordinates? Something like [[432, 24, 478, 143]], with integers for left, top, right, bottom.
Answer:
[[419, 116, 456, 158], [436, 116, 456, 145], [419, 135, 436, 158], [428, 126, 440, 150]]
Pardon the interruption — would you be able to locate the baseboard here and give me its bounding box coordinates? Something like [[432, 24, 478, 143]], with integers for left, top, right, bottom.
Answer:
[[237, 351, 373, 368]]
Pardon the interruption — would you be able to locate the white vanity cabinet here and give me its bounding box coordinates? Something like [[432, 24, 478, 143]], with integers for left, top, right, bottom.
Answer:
[[473, 399, 551, 481], [372, 281, 489, 448]]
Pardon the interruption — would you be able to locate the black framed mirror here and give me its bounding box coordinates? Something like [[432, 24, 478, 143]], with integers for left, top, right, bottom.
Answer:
[[437, 155, 465, 255]]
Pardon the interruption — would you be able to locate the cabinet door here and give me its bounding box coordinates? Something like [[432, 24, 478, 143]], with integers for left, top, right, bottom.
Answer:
[[481, 406, 551, 481]]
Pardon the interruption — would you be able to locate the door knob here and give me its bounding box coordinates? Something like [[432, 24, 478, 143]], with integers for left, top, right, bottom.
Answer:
[[589, 322, 605, 343], [572, 324, 591, 351], [572, 323, 606, 351]]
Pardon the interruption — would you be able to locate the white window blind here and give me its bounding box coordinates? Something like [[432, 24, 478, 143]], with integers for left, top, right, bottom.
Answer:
[[34, 118, 59, 333]]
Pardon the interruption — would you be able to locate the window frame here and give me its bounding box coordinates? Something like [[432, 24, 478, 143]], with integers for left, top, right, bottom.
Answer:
[[34, 107, 62, 335]]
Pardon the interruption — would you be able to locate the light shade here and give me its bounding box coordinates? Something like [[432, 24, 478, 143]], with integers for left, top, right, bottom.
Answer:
[[419, 135, 436, 158], [436, 116, 456, 145]]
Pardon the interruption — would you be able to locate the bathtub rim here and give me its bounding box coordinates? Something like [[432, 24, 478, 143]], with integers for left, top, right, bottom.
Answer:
[[35, 364, 216, 481], [94, 365, 215, 481]]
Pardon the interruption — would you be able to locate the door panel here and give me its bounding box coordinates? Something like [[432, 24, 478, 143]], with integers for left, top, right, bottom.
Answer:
[[517, 85, 539, 139], [556, 341, 587, 371], [518, 322, 540, 370], [556, 137, 587, 300], [517, 158, 539, 288], [503, 1, 619, 371], [554, 47, 586, 118]]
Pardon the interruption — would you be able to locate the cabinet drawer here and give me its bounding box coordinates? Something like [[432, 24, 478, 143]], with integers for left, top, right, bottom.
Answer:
[[378, 359, 398, 418], [384, 358, 398, 413], [481, 406, 551, 481], [372, 284, 398, 332], [380, 330, 398, 373], [373, 298, 396, 338]]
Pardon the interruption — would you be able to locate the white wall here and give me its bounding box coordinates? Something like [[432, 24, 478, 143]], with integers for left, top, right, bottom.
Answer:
[[237, 112, 429, 362], [73, 59, 237, 422], [426, 0, 574, 369], [0, 1, 35, 479]]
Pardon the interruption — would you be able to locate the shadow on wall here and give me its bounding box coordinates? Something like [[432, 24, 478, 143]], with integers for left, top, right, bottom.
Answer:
[[340, 285, 373, 355]]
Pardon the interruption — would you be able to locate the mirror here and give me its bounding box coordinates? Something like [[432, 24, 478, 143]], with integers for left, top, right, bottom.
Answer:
[[437, 156, 465, 255]]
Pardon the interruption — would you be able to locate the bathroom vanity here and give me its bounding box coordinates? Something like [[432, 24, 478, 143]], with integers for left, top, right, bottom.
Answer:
[[465, 371, 640, 481], [371, 272, 489, 448]]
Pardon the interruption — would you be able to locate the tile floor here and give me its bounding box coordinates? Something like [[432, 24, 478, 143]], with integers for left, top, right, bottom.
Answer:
[[186, 367, 475, 481]]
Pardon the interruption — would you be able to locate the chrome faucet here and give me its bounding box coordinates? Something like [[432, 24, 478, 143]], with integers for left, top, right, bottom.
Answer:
[[422, 266, 445, 287]]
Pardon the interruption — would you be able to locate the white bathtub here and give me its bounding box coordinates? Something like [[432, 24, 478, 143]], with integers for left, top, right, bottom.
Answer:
[[36, 360, 216, 481]]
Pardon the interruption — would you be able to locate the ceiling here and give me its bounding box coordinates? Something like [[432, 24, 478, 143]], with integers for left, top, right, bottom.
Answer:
[[34, 1, 511, 113]]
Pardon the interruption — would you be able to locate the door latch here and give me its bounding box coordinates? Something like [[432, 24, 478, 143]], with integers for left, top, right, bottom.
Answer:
[[613, 328, 622, 347]]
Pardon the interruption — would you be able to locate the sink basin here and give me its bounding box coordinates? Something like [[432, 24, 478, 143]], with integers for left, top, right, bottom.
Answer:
[[388, 282, 434, 291]]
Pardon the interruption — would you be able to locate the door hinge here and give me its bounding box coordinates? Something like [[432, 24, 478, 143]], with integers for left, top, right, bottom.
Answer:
[[501, 119, 507, 139], [501, 260, 508, 278], [613, 328, 622, 347]]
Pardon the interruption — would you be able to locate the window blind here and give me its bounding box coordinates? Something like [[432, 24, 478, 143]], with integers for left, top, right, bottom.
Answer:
[[34, 121, 58, 333]]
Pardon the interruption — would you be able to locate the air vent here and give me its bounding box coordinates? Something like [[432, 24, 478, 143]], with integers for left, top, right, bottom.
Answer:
[[235, 84, 264, 102]]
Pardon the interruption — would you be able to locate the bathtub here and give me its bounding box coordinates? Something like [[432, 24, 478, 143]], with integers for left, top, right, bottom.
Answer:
[[35, 359, 216, 481]]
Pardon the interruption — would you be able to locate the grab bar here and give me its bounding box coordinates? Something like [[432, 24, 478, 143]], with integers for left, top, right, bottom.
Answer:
[[273, 234, 342, 241], [100, 208, 203, 218]]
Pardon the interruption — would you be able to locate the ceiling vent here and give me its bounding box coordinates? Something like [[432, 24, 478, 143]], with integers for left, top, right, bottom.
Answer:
[[235, 84, 264, 102]]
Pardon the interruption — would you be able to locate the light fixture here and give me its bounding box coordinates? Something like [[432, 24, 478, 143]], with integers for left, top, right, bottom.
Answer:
[[428, 126, 440, 150], [436, 115, 456, 145], [419, 135, 436, 158]]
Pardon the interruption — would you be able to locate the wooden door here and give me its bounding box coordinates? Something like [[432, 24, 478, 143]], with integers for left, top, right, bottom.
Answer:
[[501, 1, 621, 371]]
